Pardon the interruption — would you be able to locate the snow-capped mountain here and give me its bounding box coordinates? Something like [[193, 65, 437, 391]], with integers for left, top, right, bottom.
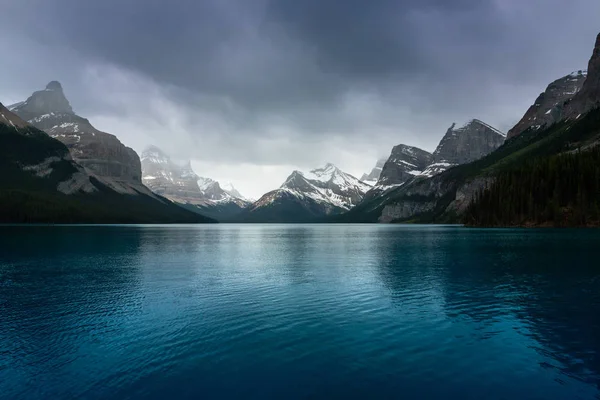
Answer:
[[238, 163, 371, 222], [141, 146, 249, 220]]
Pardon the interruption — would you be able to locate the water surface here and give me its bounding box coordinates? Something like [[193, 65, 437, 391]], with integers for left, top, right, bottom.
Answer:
[[1, 224, 599, 399]]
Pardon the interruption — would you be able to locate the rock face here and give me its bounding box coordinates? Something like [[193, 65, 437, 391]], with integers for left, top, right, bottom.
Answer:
[[507, 71, 587, 139], [344, 119, 505, 222], [1, 101, 98, 195], [377, 145, 433, 187], [360, 158, 387, 184], [433, 120, 505, 165], [141, 146, 249, 220], [0, 104, 211, 223], [11, 82, 142, 193], [0, 102, 30, 129], [239, 163, 371, 222], [564, 33, 600, 119]]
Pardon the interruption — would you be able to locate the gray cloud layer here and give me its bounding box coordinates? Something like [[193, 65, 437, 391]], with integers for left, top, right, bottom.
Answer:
[[1, 0, 599, 197]]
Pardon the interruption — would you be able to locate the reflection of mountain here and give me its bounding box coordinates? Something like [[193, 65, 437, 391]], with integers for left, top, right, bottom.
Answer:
[[368, 227, 600, 389], [370, 226, 449, 311], [434, 230, 600, 387]]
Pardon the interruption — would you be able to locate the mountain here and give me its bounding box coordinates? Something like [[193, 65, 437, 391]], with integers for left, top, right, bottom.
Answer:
[[141, 146, 249, 220], [0, 104, 213, 223], [432, 120, 506, 166], [507, 71, 587, 139], [377, 145, 433, 187], [563, 33, 600, 119], [237, 163, 371, 222], [360, 158, 387, 184], [367, 120, 504, 190], [333, 32, 600, 226], [11, 81, 143, 194]]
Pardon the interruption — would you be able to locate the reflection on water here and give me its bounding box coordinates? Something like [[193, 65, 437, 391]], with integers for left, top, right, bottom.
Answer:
[[0, 225, 599, 399]]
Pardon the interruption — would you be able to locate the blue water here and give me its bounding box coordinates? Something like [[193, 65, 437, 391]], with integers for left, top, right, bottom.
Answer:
[[1, 225, 599, 399]]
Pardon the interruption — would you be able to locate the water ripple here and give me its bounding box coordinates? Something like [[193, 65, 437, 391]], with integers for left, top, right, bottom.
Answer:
[[1, 225, 599, 399]]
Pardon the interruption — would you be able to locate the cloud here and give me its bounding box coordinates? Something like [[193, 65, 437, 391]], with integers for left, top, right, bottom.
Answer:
[[1, 0, 599, 198]]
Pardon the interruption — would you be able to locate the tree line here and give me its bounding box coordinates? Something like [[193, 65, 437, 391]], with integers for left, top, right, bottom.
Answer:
[[464, 146, 600, 227]]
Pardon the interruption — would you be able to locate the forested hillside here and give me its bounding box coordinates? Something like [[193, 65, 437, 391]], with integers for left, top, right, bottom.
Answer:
[[464, 147, 600, 227]]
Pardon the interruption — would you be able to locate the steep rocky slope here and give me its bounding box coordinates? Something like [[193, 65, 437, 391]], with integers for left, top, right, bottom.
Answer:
[[432, 120, 506, 165], [507, 71, 587, 139], [377, 145, 433, 187], [11, 82, 144, 194], [564, 33, 600, 119], [0, 104, 212, 223]]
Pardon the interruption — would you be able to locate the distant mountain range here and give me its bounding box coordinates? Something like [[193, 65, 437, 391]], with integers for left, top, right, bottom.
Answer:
[[2, 32, 599, 226], [141, 146, 250, 220]]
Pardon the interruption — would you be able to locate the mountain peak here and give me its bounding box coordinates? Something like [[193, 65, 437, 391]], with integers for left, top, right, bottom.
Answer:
[[46, 81, 64, 91], [557, 32, 600, 121], [141, 145, 170, 164], [508, 69, 588, 138], [433, 119, 504, 164], [12, 81, 74, 116], [377, 145, 433, 186]]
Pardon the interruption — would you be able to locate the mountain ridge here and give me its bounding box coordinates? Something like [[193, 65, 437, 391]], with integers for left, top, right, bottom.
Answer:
[[11, 81, 144, 195], [236, 163, 371, 222], [141, 145, 250, 221], [0, 104, 213, 223]]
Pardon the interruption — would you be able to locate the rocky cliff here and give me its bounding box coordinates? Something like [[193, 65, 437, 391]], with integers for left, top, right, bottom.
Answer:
[[433, 120, 505, 165], [564, 33, 600, 119], [11, 82, 143, 193], [507, 71, 587, 139], [377, 145, 433, 186], [0, 103, 211, 223], [1, 101, 84, 187]]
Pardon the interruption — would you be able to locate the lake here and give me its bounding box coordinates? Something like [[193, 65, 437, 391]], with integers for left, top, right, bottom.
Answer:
[[1, 224, 599, 399]]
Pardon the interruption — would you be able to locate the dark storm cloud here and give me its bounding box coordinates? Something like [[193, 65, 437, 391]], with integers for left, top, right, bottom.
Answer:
[[1, 0, 599, 192], [4, 0, 507, 113], [4, 0, 599, 113]]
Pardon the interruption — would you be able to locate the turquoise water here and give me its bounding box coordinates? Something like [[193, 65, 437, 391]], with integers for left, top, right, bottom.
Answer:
[[0, 224, 599, 399]]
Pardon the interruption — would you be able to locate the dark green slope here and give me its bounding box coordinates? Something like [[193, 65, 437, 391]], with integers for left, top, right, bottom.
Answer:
[[0, 121, 215, 224], [335, 108, 600, 224], [464, 146, 600, 227]]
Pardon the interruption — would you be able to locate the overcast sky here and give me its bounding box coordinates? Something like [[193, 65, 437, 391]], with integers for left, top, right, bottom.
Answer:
[[1, 0, 599, 198]]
